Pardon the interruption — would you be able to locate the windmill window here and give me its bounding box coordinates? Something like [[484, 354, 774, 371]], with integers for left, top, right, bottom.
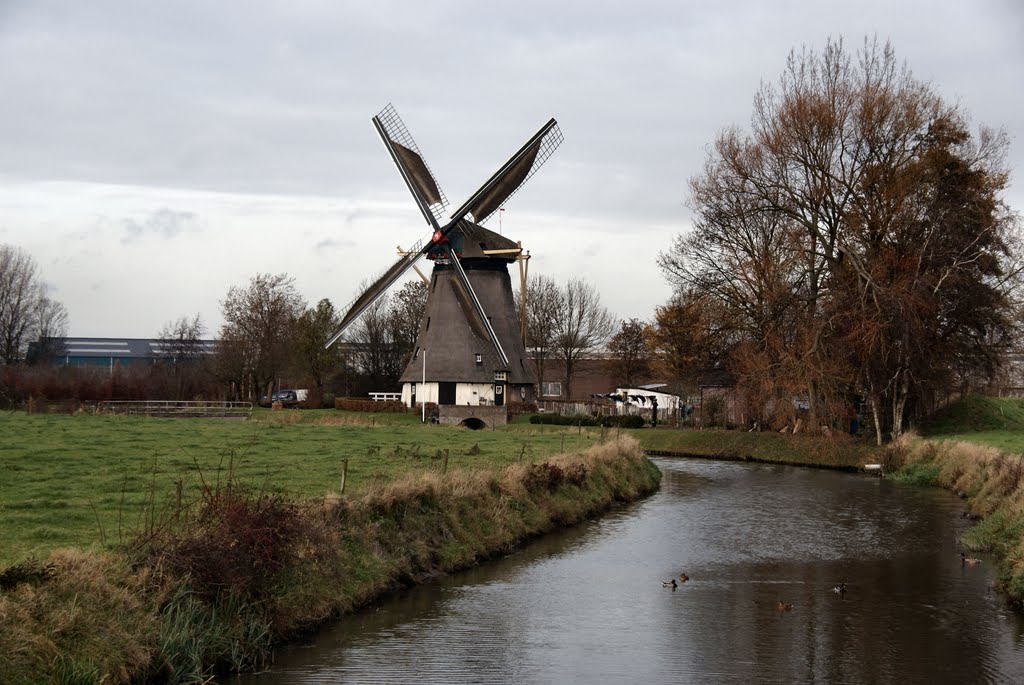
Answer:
[[475, 353, 483, 366]]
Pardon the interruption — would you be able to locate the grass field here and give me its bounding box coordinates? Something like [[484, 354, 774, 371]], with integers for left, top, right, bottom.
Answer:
[[7, 396, 1009, 567], [0, 408, 609, 565], [918, 395, 1024, 452]]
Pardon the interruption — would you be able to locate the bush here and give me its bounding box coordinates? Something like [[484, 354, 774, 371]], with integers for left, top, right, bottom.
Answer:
[[600, 415, 646, 429], [137, 482, 317, 602], [506, 401, 537, 418], [334, 397, 407, 413], [527, 414, 646, 429], [529, 414, 600, 426]]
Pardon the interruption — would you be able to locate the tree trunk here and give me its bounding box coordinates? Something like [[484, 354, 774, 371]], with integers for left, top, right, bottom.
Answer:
[[870, 391, 884, 447], [890, 368, 910, 441]]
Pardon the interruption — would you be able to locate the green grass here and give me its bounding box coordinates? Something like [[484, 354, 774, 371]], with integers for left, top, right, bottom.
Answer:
[[0, 409, 607, 565], [919, 395, 1024, 451], [634, 426, 882, 468]]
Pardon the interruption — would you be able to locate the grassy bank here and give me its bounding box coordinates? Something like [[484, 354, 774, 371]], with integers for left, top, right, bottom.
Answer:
[[889, 396, 1024, 604], [0, 435, 659, 684], [0, 409, 604, 565], [636, 425, 882, 469]]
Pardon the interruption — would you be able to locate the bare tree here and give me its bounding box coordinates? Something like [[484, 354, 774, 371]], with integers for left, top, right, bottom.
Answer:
[[606, 318, 653, 387], [388, 280, 428, 372], [553, 278, 615, 399], [347, 294, 399, 390], [156, 314, 206, 363], [218, 273, 305, 401], [0, 245, 41, 364], [517, 274, 562, 398], [27, 289, 69, 364], [152, 314, 208, 400]]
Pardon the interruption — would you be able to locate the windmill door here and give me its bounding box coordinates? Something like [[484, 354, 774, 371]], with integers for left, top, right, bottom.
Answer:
[[438, 382, 457, 406]]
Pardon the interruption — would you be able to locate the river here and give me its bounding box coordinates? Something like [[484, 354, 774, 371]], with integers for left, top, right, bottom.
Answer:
[[242, 458, 1024, 683]]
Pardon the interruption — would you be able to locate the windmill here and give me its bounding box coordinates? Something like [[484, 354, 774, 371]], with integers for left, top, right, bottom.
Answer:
[[327, 104, 563, 425]]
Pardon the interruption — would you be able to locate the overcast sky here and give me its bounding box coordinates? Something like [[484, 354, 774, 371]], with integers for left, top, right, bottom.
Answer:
[[1, 0, 1022, 338]]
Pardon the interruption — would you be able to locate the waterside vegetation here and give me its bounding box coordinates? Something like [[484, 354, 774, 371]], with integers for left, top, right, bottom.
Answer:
[[885, 396, 1024, 604]]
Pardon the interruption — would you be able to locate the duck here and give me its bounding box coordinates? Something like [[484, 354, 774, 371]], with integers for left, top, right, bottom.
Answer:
[[679, 573, 690, 583], [776, 601, 794, 612], [662, 578, 678, 588], [961, 552, 982, 565], [832, 582, 847, 594]]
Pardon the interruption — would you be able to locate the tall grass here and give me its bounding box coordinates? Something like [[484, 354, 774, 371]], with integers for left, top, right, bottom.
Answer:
[[888, 431, 1024, 604]]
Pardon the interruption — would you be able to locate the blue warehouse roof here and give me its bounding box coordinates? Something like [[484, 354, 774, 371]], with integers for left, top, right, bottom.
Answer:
[[43, 337, 218, 366]]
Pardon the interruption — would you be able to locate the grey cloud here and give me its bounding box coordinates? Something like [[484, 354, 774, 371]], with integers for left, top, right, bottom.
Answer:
[[121, 208, 200, 244], [314, 237, 354, 253]]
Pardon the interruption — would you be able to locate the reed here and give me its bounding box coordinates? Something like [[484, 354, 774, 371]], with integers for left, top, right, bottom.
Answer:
[[888, 431, 1024, 605]]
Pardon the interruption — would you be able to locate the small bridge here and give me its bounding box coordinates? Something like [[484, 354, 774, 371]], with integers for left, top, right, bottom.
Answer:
[[438, 405, 507, 429], [97, 400, 253, 419]]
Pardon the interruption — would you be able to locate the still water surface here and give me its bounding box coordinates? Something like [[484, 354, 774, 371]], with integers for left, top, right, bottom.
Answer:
[[244, 459, 1024, 683]]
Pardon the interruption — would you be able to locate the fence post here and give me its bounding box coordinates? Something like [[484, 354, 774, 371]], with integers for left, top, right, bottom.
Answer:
[[340, 458, 349, 495]]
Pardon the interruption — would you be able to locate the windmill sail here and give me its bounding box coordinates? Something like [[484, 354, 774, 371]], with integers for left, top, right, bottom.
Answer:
[[392, 142, 444, 206], [373, 104, 449, 226], [451, 119, 563, 225], [468, 141, 540, 224], [325, 237, 430, 348]]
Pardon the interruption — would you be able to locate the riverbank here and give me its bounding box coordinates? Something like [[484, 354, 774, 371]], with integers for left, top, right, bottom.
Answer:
[[877, 397, 1024, 605], [637, 426, 882, 470], [0, 435, 659, 684]]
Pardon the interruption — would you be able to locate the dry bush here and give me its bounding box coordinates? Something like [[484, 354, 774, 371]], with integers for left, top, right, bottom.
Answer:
[[136, 483, 319, 602]]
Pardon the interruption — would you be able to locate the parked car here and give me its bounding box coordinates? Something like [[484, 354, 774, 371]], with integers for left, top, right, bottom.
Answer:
[[271, 389, 308, 407]]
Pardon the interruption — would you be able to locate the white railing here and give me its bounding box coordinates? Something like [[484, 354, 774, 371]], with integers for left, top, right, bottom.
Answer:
[[368, 392, 402, 402], [97, 400, 253, 419]]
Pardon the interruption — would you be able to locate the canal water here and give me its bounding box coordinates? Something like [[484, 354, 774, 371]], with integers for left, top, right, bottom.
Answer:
[[243, 458, 1024, 683]]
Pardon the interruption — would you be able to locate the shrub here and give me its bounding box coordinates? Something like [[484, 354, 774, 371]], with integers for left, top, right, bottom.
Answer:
[[506, 401, 537, 418], [529, 414, 599, 426], [334, 397, 407, 413], [136, 482, 317, 602], [600, 415, 645, 429]]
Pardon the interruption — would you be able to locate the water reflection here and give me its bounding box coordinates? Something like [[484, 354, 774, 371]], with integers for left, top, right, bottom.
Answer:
[[243, 459, 1024, 684]]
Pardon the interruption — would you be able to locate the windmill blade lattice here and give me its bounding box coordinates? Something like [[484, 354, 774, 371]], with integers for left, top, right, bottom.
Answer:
[[374, 104, 449, 227]]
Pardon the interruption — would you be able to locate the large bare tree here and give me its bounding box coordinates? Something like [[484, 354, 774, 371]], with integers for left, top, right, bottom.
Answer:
[[218, 273, 305, 401], [659, 37, 1019, 441]]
